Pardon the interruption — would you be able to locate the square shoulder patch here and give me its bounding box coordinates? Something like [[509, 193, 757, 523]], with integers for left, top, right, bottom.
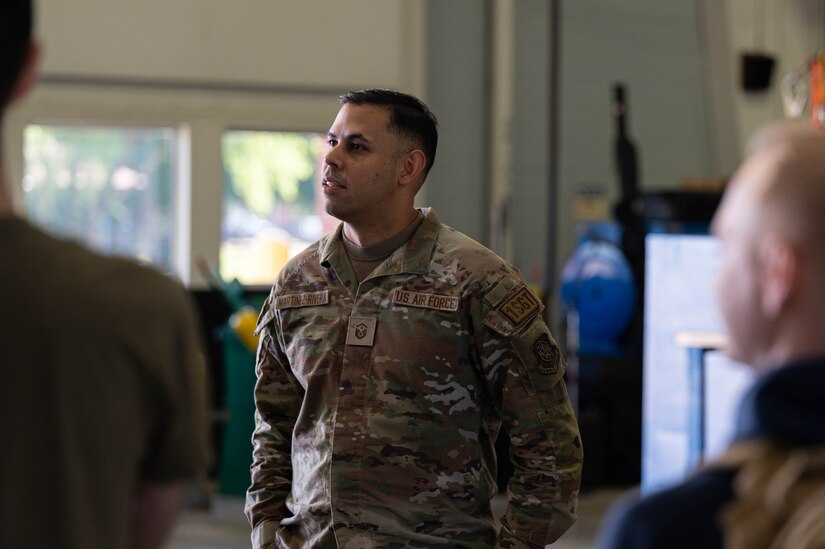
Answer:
[[497, 285, 541, 327]]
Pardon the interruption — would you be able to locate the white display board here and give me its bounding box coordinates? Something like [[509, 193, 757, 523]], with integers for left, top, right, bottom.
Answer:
[[642, 234, 754, 493]]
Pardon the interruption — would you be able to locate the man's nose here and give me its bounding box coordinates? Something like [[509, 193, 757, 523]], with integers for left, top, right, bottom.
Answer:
[[325, 144, 340, 167]]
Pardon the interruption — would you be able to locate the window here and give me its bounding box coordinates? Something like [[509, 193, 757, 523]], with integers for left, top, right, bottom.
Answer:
[[221, 130, 335, 286], [23, 124, 177, 272]]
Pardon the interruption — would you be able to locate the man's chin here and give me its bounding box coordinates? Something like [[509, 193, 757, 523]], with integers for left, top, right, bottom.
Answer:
[[723, 345, 758, 371], [724, 349, 740, 362], [323, 203, 346, 223]]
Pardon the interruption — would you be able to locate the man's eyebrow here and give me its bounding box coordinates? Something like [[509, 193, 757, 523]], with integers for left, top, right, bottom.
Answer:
[[327, 131, 372, 144]]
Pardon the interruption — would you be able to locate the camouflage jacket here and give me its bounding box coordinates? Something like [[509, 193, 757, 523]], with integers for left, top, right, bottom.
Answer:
[[245, 208, 583, 548]]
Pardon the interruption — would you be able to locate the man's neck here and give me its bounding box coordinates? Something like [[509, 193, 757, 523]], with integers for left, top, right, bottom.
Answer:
[[342, 208, 419, 248], [756, 302, 825, 372]]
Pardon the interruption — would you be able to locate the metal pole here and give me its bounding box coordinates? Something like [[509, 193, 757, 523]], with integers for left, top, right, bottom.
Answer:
[[543, 0, 561, 321]]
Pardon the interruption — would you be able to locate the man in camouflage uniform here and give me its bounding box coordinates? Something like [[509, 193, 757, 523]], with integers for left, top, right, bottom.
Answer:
[[246, 89, 582, 548]]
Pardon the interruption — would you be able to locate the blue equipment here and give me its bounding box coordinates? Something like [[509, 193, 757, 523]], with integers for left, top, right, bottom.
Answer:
[[560, 236, 635, 355]]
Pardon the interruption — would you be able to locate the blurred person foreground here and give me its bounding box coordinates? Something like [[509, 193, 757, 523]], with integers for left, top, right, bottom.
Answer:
[[597, 123, 825, 549]]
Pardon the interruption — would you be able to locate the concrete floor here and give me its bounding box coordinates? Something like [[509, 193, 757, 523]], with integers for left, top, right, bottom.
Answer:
[[167, 488, 627, 549]]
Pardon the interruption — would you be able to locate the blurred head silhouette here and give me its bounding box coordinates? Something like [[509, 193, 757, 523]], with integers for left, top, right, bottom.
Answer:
[[712, 123, 825, 371]]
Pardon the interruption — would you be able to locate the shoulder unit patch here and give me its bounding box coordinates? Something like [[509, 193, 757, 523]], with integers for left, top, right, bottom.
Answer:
[[533, 333, 560, 375]]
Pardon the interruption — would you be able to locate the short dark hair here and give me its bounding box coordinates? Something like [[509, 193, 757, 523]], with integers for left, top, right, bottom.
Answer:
[[0, 0, 33, 109], [339, 89, 439, 177]]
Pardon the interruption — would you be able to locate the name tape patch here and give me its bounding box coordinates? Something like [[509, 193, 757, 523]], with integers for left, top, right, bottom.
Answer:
[[276, 290, 329, 309], [498, 286, 541, 326], [392, 289, 459, 312]]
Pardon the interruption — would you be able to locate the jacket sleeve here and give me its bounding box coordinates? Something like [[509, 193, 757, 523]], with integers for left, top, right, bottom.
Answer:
[[244, 295, 304, 549], [473, 280, 584, 548]]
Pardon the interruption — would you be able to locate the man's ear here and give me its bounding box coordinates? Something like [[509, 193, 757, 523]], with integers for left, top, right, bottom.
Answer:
[[759, 235, 797, 318], [8, 42, 41, 106], [398, 149, 427, 188]]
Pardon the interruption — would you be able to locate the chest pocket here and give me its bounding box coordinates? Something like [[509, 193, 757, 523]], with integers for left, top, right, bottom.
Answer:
[[271, 290, 343, 385]]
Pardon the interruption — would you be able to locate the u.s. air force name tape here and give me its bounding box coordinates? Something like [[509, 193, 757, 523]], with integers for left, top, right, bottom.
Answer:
[[392, 289, 459, 312]]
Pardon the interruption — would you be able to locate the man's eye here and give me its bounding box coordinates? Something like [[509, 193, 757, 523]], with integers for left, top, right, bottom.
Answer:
[[350, 143, 364, 151], [327, 139, 338, 148]]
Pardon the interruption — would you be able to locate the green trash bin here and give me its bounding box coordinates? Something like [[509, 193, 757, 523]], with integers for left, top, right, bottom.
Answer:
[[217, 326, 258, 496]]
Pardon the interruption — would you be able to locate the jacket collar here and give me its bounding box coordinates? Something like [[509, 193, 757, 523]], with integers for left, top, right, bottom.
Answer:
[[319, 208, 441, 282], [734, 356, 825, 446]]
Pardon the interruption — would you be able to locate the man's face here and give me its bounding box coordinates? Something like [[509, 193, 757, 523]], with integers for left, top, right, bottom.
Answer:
[[322, 103, 405, 225], [711, 159, 772, 368]]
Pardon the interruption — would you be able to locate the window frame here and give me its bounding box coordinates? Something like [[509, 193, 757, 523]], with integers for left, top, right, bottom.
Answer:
[[219, 127, 333, 289], [3, 83, 339, 288], [21, 120, 183, 275]]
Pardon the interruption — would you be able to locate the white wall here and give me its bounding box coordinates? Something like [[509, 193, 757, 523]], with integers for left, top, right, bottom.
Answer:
[[723, 0, 825, 151], [38, 0, 425, 92], [510, 0, 552, 291], [555, 1, 712, 316], [6, 0, 426, 288], [424, 0, 490, 244], [425, 0, 554, 296], [551, 0, 823, 331], [6, 0, 823, 295]]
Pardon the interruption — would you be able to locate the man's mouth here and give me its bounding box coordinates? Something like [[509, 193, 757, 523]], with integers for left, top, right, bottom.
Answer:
[[322, 177, 346, 189]]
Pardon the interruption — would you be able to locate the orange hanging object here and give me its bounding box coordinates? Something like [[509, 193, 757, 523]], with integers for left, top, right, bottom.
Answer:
[[229, 305, 261, 353], [810, 52, 825, 128]]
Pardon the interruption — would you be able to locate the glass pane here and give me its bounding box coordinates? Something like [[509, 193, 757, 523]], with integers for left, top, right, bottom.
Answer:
[[221, 130, 335, 286], [23, 125, 177, 271]]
